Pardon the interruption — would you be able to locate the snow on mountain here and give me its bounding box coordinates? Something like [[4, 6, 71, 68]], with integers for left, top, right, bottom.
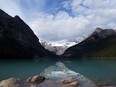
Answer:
[[40, 37, 85, 55]]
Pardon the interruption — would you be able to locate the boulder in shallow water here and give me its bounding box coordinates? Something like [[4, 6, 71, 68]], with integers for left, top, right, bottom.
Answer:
[[0, 78, 31, 87], [60, 77, 77, 84], [59, 77, 79, 87], [67, 81, 79, 87], [26, 75, 45, 84]]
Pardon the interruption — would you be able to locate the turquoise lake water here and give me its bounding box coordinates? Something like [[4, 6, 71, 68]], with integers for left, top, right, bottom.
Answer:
[[0, 59, 116, 84]]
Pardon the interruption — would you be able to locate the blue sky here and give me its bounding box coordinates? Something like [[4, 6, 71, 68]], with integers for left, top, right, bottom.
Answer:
[[0, 0, 116, 41]]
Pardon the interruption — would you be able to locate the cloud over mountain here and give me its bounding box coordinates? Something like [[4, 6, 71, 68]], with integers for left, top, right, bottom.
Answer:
[[0, 0, 116, 41]]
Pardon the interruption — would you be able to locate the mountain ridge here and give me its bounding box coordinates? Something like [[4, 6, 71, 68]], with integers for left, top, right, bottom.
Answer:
[[0, 9, 58, 59], [62, 28, 116, 59]]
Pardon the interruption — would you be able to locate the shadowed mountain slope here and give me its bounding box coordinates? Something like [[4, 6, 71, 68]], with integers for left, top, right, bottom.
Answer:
[[62, 28, 116, 59], [0, 9, 58, 59]]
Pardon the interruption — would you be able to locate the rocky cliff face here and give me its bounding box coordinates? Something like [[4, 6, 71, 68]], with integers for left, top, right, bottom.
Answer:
[[62, 28, 116, 59], [0, 9, 58, 59]]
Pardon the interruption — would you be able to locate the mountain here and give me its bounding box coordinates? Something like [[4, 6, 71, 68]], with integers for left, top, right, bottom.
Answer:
[[40, 40, 68, 55], [40, 39, 85, 55], [62, 28, 116, 59], [0, 9, 58, 59]]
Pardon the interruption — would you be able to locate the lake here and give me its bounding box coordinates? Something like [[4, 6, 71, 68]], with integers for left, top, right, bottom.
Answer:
[[0, 59, 116, 85]]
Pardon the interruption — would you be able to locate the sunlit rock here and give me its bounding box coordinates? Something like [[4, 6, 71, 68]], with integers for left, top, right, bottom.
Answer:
[[0, 78, 31, 87]]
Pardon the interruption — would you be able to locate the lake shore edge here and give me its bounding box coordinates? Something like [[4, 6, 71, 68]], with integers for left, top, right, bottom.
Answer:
[[0, 75, 116, 87]]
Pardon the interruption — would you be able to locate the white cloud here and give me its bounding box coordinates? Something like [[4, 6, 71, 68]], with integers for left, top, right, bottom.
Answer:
[[28, 11, 90, 41], [28, 0, 116, 41], [0, 0, 116, 42], [0, 0, 25, 20]]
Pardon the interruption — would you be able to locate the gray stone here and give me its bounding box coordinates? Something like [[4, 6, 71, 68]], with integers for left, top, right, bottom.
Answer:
[[26, 75, 45, 84], [58, 77, 79, 87], [0, 78, 31, 87]]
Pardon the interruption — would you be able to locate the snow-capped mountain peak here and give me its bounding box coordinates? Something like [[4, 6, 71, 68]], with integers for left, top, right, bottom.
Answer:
[[40, 38, 85, 55]]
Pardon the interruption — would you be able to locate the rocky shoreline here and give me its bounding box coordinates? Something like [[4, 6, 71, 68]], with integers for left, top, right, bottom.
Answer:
[[0, 75, 79, 87], [0, 75, 116, 87]]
